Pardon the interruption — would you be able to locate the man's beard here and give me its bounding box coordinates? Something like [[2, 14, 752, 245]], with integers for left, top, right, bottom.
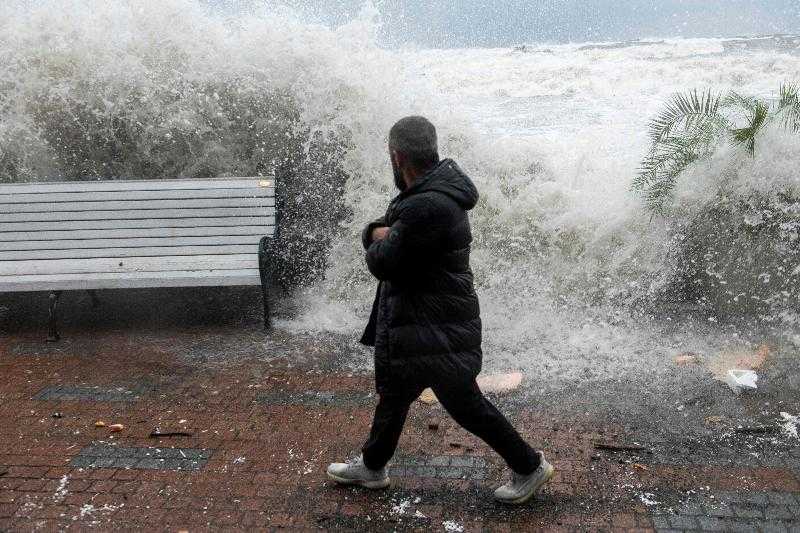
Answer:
[[392, 161, 407, 192]]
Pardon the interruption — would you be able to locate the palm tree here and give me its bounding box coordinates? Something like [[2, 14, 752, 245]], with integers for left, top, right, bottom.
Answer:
[[634, 84, 800, 213]]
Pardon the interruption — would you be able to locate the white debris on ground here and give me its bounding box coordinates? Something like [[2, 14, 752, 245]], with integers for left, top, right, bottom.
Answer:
[[53, 475, 69, 502], [639, 492, 660, 506], [390, 497, 413, 516], [780, 412, 799, 439], [724, 369, 758, 394], [443, 520, 465, 532], [73, 503, 124, 522], [18, 498, 41, 517], [232, 456, 246, 464]]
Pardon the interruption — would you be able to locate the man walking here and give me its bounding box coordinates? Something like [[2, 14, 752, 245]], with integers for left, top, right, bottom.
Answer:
[[327, 116, 553, 505]]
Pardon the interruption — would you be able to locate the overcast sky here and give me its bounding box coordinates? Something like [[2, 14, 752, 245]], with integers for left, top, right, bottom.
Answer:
[[215, 0, 800, 47]]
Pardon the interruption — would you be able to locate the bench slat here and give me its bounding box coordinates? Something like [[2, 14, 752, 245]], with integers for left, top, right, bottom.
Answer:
[[0, 269, 261, 292], [0, 178, 272, 194], [0, 197, 275, 214], [0, 217, 274, 233], [0, 177, 278, 295], [0, 245, 259, 262], [0, 207, 274, 223], [0, 255, 259, 276], [0, 225, 272, 243], [0, 234, 269, 252], [0, 187, 274, 205]]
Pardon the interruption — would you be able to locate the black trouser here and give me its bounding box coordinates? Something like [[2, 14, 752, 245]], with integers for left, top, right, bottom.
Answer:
[[361, 376, 540, 475]]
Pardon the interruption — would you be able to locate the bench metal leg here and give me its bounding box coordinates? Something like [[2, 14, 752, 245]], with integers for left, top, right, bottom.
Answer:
[[47, 291, 62, 342], [261, 283, 272, 332]]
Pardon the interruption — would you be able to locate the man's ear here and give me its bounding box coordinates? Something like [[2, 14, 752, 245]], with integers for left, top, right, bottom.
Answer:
[[391, 150, 406, 169]]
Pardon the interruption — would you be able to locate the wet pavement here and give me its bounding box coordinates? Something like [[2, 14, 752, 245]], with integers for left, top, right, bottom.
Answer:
[[1, 289, 799, 532]]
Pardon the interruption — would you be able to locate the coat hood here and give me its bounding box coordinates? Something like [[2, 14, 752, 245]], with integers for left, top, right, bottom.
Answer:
[[404, 159, 479, 210]]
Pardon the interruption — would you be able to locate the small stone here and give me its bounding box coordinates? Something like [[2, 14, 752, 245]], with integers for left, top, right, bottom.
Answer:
[[418, 389, 438, 404], [52, 412, 63, 419], [675, 353, 702, 366], [476, 372, 523, 394], [95, 421, 107, 428], [704, 415, 726, 425], [109, 424, 125, 433]]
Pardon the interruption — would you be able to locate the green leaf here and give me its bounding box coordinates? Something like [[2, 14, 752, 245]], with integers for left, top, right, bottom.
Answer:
[[635, 83, 800, 214]]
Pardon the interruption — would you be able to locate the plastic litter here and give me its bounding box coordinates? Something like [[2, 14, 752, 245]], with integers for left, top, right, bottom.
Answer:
[[725, 369, 758, 393], [780, 412, 799, 440]]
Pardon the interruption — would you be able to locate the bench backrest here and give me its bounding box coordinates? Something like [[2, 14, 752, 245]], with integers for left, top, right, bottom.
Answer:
[[0, 178, 275, 292]]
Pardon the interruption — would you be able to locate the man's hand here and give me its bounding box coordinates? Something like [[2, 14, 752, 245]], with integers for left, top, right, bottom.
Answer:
[[371, 226, 391, 242]]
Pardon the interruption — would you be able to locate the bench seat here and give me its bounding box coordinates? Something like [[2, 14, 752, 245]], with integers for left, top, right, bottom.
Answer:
[[0, 177, 276, 340]]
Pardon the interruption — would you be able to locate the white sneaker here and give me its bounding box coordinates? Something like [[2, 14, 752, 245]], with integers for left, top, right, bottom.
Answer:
[[326, 455, 390, 489], [494, 452, 554, 505]]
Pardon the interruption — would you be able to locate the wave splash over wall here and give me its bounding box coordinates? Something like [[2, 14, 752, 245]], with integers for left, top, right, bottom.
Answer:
[[1, 1, 797, 383]]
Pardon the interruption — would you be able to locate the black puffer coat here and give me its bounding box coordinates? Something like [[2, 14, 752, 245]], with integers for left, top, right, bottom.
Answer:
[[360, 159, 482, 393]]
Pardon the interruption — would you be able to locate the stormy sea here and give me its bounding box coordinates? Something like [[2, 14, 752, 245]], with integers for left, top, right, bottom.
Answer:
[[1, 1, 799, 389]]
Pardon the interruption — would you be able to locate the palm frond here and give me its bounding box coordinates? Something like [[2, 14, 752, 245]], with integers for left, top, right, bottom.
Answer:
[[636, 83, 800, 214], [721, 91, 758, 114], [636, 129, 718, 211], [729, 99, 770, 154], [648, 89, 725, 144], [776, 82, 800, 133]]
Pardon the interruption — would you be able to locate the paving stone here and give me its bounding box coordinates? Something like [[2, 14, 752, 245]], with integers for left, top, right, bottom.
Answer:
[[704, 504, 735, 517], [393, 454, 487, 469], [676, 502, 704, 516], [426, 456, 452, 467], [739, 492, 770, 506], [33, 384, 148, 402], [732, 504, 764, 519], [668, 514, 699, 529], [388, 455, 488, 481], [768, 493, 799, 506], [761, 523, 790, 533], [449, 456, 486, 468], [651, 515, 671, 529], [256, 390, 374, 408], [717, 519, 763, 533], [4, 327, 800, 532], [70, 443, 210, 471], [765, 506, 798, 520], [696, 515, 729, 531]]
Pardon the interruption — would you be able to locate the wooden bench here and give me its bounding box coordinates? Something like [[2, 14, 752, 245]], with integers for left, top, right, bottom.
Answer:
[[0, 178, 276, 341]]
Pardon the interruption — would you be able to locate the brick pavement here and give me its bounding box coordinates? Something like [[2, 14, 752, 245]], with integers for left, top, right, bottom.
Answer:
[[0, 326, 798, 532]]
